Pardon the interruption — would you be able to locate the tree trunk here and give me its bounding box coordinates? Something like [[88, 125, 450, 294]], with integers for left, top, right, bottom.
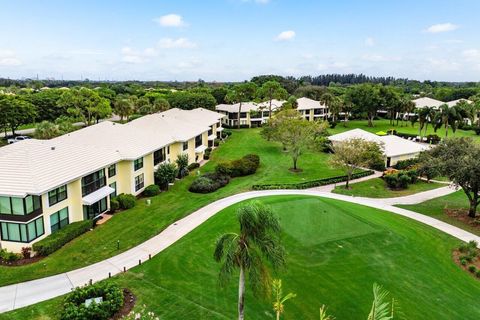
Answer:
[[469, 199, 478, 218], [367, 114, 373, 127], [293, 156, 297, 170], [238, 267, 245, 320], [11, 126, 15, 136], [344, 113, 348, 127], [238, 102, 242, 129], [269, 99, 272, 119], [445, 122, 448, 138]]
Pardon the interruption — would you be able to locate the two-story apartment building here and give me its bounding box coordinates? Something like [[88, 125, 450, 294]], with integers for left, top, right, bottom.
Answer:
[[296, 97, 329, 121], [0, 108, 225, 252], [215, 100, 285, 128]]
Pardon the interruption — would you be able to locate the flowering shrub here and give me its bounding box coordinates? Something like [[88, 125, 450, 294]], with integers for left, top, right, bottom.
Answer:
[[122, 305, 159, 320]]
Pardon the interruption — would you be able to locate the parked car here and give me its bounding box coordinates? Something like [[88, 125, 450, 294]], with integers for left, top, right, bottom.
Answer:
[[7, 136, 31, 144]]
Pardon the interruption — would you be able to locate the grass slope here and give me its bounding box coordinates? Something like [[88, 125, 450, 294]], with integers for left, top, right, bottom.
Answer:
[[0, 129, 344, 286], [398, 190, 480, 236], [330, 119, 479, 139], [332, 178, 444, 198], [6, 196, 480, 320]]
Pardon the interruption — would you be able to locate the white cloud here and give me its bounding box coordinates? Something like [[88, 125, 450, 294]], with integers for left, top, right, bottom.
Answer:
[[158, 38, 196, 49], [463, 49, 480, 59], [425, 23, 459, 33], [154, 14, 186, 27], [361, 54, 401, 62], [275, 30, 295, 41], [365, 37, 375, 47], [120, 46, 157, 64], [0, 49, 21, 66]]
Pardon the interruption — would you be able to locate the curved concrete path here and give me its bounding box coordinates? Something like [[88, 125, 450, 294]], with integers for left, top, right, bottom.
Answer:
[[0, 185, 473, 313]]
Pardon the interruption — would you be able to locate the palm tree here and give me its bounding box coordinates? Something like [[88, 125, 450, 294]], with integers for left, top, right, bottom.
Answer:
[[214, 202, 285, 320], [423, 106, 435, 137], [433, 104, 462, 137], [320, 92, 337, 122], [114, 96, 134, 122], [416, 108, 429, 139], [272, 279, 296, 320]]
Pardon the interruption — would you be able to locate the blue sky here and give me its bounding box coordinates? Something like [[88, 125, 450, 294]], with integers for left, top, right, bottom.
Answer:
[[0, 0, 479, 81]]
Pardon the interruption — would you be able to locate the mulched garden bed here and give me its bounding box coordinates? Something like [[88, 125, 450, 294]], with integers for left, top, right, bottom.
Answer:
[[445, 208, 480, 230], [111, 288, 136, 319], [0, 255, 44, 266]]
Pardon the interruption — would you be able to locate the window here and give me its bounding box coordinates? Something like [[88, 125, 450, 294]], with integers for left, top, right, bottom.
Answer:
[[167, 145, 170, 155], [108, 164, 116, 177], [240, 112, 247, 119], [0, 195, 42, 216], [48, 185, 67, 206], [208, 128, 213, 136], [0, 217, 44, 243], [314, 108, 323, 115], [109, 182, 117, 200], [135, 174, 144, 191], [154, 148, 166, 165], [134, 157, 143, 171], [50, 207, 69, 233], [81, 169, 106, 196], [182, 141, 189, 151], [195, 135, 203, 148], [83, 197, 107, 220]]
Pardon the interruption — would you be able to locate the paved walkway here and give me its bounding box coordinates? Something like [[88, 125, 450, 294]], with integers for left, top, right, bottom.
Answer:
[[0, 179, 470, 313]]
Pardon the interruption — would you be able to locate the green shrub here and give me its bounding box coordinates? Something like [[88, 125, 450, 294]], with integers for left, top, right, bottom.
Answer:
[[426, 134, 441, 144], [460, 258, 467, 266], [21, 247, 32, 259], [61, 282, 123, 320], [33, 220, 92, 256], [176, 154, 189, 179], [252, 170, 375, 190], [0, 248, 21, 262], [476, 270, 480, 278], [393, 158, 419, 170], [155, 162, 178, 190], [143, 184, 160, 197], [189, 173, 230, 193], [383, 169, 417, 190], [215, 154, 260, 177], [116, 194, 136, 209], [110, 198, 119, 212], [214, 139, 221, 147], [468, 265, 477, 273], [188, 162, 200, 171]]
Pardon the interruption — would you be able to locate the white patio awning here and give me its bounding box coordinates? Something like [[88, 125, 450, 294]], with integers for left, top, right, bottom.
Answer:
[[195, 145, 208, 153], [82, 186, 115, 205], [208, 134, 216, 141], [216, 127, 224, 132]]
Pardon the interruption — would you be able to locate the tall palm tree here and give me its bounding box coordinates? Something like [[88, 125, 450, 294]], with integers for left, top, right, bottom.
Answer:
[[423, 106, 435, 137], [434, 104, 462, 137], [320, 92, 337, 122], [214, 202, 285, 320], [416, 108, 428, 139]]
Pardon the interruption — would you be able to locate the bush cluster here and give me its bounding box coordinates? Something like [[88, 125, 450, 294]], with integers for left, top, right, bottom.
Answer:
[[33, 220, 92, 256], [393, 158, 419, 170], [203, 147, 212, 160], [61, 282, 124, 320], [115, 194, 136, 209], [187, 162, 200, 171], [215, 154, 260, 178], [189, 173, 230, 193], [252, 170, 374, 190], [143, 184, 160, 197], [155, 162, 178, 190], [0, 248, 21, 262], [383, 169, 418, 190], [213, 139, 221, 147], [110, 198, 119, 212]]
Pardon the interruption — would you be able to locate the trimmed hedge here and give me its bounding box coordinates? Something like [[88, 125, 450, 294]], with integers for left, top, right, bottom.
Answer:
[[215, 154, 260, 177], [33, 220, 92, 256], [61, 282, 123, 320], [251, 170, 374, 190], [188, 162, 200, 171], [383, 169, 418, 190], [116, 193, 136, 209], [143, 184, 160, 197]]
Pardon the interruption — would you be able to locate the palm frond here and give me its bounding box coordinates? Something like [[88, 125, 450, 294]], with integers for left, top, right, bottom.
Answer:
[[319, 305, 335, 320], [367, 283, 393, 320]]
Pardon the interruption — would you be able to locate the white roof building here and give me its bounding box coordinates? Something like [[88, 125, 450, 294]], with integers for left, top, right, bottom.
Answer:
[[329, 129, 429, 161], [446, 99, 473, 107], [412, 97, 445, 109], [0, 108, 225, 197], [296, 97, 328, 110], [215, 100, 285, 114]]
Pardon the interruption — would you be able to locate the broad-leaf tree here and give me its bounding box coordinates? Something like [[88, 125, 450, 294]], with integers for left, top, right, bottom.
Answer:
[[226, 82, 258, 129], [258, 81, 288, 119], [0, 95, 37, 135], [346, 84, 382, 127], [420, 137, 480, 217], [214, 202, 285, 320], [329, 138, 384, 188], [57, 88, 111, 126]]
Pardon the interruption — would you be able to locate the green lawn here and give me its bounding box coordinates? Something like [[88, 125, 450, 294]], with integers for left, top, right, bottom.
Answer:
[[330, 119, 479, 139], [5, 196, 479, 319], [332, 178, 444, 198], [0, 129, 345, 287], [397, 191, 480, 236]]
